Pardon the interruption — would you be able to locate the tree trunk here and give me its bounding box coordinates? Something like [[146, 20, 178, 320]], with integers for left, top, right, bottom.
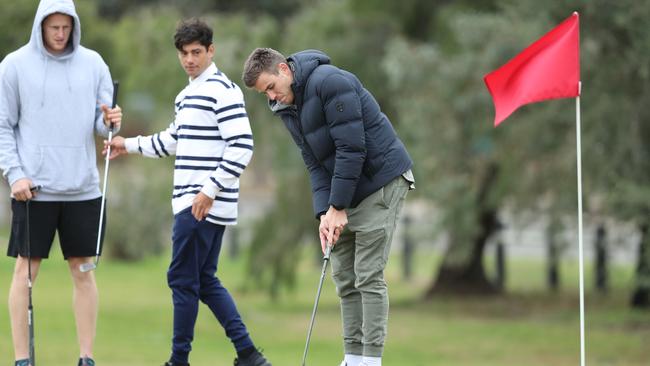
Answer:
[[494, 241, 506, 290], [594, 224, 608, 293], [546, 220, 560, 292], [426, 164, 501, 297], [631, 223, 650, 308], [402, 214, 414, 281], [426, 207, 501, 296], [547, 241, 560, 291]]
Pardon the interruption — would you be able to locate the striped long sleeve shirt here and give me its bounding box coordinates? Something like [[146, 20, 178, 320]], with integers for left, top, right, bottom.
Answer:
[[124, 63, 253, 225]]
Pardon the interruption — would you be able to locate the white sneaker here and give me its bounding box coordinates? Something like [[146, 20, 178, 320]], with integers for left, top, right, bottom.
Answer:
[[360, 359, 381, 366], [344, 354, 364, 366]]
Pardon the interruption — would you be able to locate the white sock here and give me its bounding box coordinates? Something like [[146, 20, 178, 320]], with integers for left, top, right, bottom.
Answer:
[[344, 354, 363, 366], [361, 356, 382, 366]]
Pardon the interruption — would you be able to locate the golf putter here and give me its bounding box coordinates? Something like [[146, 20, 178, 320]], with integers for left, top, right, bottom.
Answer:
[[80, 80, 119, 273], [301, 242, 333, 366], [26, 185, 41, 366]]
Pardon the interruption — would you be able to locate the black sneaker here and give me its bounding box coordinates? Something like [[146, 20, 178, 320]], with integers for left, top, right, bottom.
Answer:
[[15, 360, 30, 366], [163, 361, 190, 366], [78, 357, 95, 366], [233, 350, 271, 366]]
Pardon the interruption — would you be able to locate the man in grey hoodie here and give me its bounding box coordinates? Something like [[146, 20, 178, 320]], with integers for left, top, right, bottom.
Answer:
[[0, 1, 122, 365]]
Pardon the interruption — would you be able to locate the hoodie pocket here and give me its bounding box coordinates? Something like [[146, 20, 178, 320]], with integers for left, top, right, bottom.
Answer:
[[27, 145, 95, 193]]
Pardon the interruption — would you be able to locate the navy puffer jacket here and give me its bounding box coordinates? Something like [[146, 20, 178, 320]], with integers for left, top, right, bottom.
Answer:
[[272, 50, 412, 218]]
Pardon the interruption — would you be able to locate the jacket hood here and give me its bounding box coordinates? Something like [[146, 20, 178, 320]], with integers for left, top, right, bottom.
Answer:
[[268, 50, 330, 113], [30, 0, 81, 59], [287, 49, 331, 89]]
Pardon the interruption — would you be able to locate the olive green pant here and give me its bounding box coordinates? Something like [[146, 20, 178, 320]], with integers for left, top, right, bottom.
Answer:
[[330, 175, 410, 357]]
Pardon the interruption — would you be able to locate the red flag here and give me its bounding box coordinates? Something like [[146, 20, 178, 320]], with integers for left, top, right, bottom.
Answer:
[[484, 12, 580, 126]]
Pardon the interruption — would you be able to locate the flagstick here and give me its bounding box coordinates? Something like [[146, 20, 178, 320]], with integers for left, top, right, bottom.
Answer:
[[576, 81, 585, 366]]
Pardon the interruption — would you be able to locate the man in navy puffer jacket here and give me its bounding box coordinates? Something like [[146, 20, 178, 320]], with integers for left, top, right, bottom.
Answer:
[[243, 48, 414, 366]]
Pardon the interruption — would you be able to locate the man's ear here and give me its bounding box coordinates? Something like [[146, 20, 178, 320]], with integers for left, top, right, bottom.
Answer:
[[278, 62, 290, 74]]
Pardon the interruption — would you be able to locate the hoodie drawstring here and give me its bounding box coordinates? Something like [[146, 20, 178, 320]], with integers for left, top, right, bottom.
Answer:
[[65, 59, 72, 92]]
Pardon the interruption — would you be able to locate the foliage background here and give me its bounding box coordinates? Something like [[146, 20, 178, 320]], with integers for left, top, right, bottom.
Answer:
[[0, 0, 648, 364]]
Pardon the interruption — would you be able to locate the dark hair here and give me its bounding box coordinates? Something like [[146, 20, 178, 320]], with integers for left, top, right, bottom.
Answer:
[[242, 48, 286, 88], [174, 18, 212, 51]]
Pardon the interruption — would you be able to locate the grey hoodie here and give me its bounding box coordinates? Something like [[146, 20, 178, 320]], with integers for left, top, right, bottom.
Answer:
[[0, 0, 116, 201]]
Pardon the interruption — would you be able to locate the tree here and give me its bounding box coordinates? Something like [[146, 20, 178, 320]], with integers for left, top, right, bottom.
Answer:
[[381, 7, 581, 296], [0, 1, 35, 58], [577, 0, 650, 305], [242, 0, 407, 298], [96, 0, 311, 19]]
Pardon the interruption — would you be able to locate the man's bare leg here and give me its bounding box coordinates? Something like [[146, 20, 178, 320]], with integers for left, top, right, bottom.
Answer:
[[67, 257, 98, 359]]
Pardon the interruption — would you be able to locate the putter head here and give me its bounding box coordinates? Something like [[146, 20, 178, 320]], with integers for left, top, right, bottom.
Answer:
[[79, 262, 97, 273]]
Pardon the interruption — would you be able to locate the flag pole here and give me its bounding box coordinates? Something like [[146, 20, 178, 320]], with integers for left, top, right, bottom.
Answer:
[[576, 81, 585, 366]]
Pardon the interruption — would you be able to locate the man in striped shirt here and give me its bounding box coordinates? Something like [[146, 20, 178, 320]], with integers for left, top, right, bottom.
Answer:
[[106, 19, 270, 366]]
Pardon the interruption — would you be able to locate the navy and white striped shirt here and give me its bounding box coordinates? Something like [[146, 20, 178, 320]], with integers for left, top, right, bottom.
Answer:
[[124, 63, 253, 225]]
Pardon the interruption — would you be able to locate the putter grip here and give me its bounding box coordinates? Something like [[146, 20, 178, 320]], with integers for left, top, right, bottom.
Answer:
[[324, 243, 333, 260], [109, 80, 119, 130], [111, 80, 119, 108]]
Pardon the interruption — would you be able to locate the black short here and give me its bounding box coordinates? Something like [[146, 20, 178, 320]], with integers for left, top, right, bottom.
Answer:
[[6, 198, 106, 259]]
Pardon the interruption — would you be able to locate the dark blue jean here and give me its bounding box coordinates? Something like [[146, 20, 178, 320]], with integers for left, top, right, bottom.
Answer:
[[168, 208, 253, 363]]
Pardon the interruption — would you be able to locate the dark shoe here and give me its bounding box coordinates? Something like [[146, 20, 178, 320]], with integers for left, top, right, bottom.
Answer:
[[78, 357, 95, 366], [233, 350, 271, 366], [15, 360, 30, 366], [163, 362, 190, 366]]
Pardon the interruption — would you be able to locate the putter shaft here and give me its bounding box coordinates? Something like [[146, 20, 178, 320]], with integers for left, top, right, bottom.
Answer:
[[26, 197, 36, 365], [301, 243, 332, 366], [80, 81, 118, 273], [80, 138, 110, 273]]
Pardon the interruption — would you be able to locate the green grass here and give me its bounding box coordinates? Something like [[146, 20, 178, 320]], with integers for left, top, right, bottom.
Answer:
[[0, 242, 648, 366]]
